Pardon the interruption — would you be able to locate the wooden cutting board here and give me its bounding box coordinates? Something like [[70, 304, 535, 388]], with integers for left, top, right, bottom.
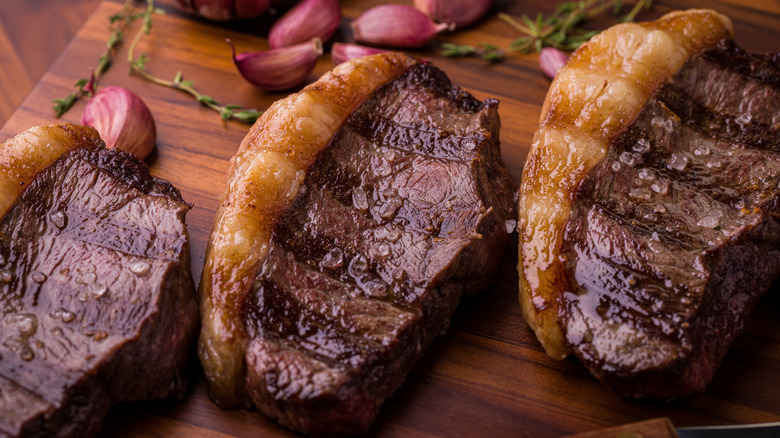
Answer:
[[2, 0, 779, 436]]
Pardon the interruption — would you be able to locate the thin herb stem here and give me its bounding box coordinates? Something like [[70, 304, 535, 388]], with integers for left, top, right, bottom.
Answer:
[[497, 13, 535, 35], [126, 0, 262, 123], [52, 0, 137, 117], [507, 0, 653, 54], [441, 42, 506, 62], [127, 0, 154, 64], [622, 0, 651, 22], [442, 0, 652, 60]]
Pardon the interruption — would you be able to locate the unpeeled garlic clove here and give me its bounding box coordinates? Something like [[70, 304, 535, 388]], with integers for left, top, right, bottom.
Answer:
[[81, 86, 157, 159], [229, 38, 323, 91], [414, 0, 493, 29], [539, 47, 569, 79], [331, 43, 387, 65], [351, 4, 452, 48], [268, 0, 341, 49]]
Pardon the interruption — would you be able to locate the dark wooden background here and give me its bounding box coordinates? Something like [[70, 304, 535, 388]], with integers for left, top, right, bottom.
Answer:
[[0, 0, 779, 437]]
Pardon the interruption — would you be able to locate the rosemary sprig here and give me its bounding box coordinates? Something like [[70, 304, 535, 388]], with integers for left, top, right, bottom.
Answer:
[[503, 0, 652, 54], [127, 0, 262, 124], [441, 0, 652, 59], [52, 0, 138, 117]]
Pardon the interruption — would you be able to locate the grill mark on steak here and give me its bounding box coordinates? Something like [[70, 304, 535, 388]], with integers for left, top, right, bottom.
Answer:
[[696, 40, 780, 89], [243, 63, 517, 435], [659, 86, 780, 148], [560, 40, 780, 398], [0, 142, 198, 437], [672, 40, 780, 128]]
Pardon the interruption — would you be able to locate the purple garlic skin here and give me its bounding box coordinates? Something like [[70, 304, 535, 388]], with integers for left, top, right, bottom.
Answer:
[[230, 38, 323, 91], [351, 4, 452, 48], [268, 0, 341, 49], [80, 86, 157, 159], [174, 0, 271, 20], [331, 43, 387, 65], [414, 0, 493, 28], [539, 47, 569, 79]]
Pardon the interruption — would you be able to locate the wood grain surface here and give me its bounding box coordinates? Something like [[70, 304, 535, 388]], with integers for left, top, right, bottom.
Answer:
[[0, 0, 99, 125], [1, 0, 779, 437]]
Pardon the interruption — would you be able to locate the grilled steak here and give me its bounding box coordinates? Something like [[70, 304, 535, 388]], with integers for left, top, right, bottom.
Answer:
[[199, 54, 517, 436], [519, 9, 780, 398], [0, 124, 199, 437]]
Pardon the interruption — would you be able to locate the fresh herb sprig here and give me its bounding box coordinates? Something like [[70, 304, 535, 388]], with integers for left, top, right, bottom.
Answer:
[[504, 0, 653, 53], [54, 0, 262, 124], [52, 0, 139, 116], [125, 0, 262, 123], [441, 43, 505, 62], [441, 0, 652, 60]]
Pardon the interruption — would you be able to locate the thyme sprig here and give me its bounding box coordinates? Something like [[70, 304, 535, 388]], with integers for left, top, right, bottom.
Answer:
[[441, 43, 505, 62], [441, 0, 652, 59], [126, 0, 262, 123], [52, 0, 138, 116], [54, 0, 262, 124], [503, 0, 653, 53]]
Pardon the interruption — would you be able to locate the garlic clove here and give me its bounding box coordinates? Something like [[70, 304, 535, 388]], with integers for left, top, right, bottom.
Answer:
[[331, 43, 387, 65], [80, 86, 156, 159], [351, 5, 452, 48], [539, 47, 570, 79], [229, 38, 323, 91], [268, 0, 341, 49], [414, 0, 493, 29]]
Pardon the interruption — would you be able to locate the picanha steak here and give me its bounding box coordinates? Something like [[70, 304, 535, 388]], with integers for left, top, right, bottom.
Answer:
[[519, 9, 780, 398], [0, 124, 199, 437], [199, 53, 517, 435]]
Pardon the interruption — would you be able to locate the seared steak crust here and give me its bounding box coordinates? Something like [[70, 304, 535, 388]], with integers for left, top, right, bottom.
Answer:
[[561, 39, 780, 398], [0, 127, 198, 437], [518, 9, 735, 364], [198, 54, 420, 411], [244, 62, 516, 435]]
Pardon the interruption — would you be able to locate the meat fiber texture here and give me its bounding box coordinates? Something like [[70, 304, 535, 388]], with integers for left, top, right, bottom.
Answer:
[[0, 124, 199, 437], [199, 53, 517, 436], [519, 9, 780, 398]]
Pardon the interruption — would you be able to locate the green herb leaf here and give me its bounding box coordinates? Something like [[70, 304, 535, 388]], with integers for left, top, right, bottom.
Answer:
[[233, 109, 263, 123], [441, 42, 505, 61], [504, 0, 653, 53], [456, 0, 653, 63], [57, 0, 264, 124], [51, 0, 140, 117], [197, 94, 218, 105], [441, 43, 478, 57], [52, 93, 77, 117], [219, 107, 234, 120]]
